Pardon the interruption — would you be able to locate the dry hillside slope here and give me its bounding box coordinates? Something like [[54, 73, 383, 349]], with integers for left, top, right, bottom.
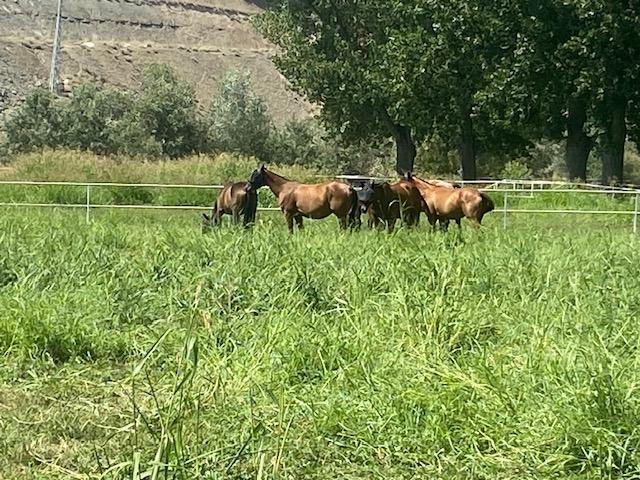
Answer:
[[0, 0, 312, 122]]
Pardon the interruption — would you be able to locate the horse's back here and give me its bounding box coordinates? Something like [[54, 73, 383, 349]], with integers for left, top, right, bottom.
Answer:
[[282, 181, 353, 218], [218, 182, 250, 213], [389, 180, 423, 209]]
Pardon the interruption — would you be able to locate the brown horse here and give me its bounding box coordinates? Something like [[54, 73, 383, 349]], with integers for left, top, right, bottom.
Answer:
[[248, 165, 360, 233], [357, 178, 424, 232], [408, 174, 494, 230], [202, 181, 258, 231]]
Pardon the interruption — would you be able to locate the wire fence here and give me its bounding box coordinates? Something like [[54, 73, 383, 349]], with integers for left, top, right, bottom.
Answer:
[[0, 179, 638, 233]]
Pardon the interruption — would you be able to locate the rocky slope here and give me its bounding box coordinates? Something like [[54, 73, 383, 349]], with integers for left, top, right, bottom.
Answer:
[[0, 0, 311, 122]]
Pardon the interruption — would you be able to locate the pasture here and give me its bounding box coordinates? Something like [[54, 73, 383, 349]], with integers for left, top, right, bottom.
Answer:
[[1, 203, 640, 479]]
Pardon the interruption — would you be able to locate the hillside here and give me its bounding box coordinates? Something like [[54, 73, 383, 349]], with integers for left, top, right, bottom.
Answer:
[[0, 0, 312, 122]]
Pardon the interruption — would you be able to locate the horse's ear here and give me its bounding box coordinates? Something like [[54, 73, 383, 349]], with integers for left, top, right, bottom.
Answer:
[[202, 213, 210, 221], [260, 164, 266, 171], [405, 171, 413, 180]]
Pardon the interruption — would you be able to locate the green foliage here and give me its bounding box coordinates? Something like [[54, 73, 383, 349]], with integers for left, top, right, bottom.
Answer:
[[3, 88, 63, 152], [207, 69, 272, 160], [501, 160, 533, 180], [58, 83, 133, 154], [136, 64, 205, 158]]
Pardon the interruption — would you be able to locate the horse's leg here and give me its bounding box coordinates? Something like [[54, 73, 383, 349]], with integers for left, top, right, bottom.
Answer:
[[388, 218, 396, 234], [427, 214, 437, 232], [338, 216, 347, 230], [284, 212, 295, 234], [213, 210, 222, 226], [295, 215, 304, 231], [456, 218, 462, 230], [232, 209, 241, 226]]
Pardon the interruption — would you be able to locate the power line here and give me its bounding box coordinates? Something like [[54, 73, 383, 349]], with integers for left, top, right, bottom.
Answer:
[[49, 0, 63, 93]]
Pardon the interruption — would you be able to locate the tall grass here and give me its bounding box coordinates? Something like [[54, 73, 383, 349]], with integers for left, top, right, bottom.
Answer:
[[1, 151, 638, 218], [1, 207, 640, 478]]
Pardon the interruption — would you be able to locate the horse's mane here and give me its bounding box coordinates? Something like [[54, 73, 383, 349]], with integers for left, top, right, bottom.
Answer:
[[265, 168, 291, 183]]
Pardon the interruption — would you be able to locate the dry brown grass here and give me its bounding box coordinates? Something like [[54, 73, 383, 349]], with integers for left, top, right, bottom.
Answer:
[[0, 150, 328, 185]]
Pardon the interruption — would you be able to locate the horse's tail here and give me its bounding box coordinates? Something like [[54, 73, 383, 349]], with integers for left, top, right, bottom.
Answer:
[[348, 187, 361, 230], [480, 192, 495, 213], [243, 188, 258, 227]]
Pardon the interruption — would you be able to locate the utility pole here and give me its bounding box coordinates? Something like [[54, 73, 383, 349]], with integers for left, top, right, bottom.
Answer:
[[49, 0, 63, 93]]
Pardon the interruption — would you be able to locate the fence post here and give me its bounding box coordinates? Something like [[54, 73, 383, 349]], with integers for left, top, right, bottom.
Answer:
[[634, 192, 639, 234], [503, 191, 508, 230], [86, 185, 91, 223]]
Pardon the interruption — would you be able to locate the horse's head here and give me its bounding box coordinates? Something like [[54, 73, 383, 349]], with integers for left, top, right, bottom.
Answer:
[[248, 164, 267, 189], [201, 213, 212, 233], [357, 180, 380, 207]]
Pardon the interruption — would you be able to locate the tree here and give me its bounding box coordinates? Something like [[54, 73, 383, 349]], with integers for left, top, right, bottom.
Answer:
[[496, 0, 640, 183], [135, 64, 204, 158], [255, 1, 422, 175], [207, 70, 272, 160], [256, 1, 528, 179]]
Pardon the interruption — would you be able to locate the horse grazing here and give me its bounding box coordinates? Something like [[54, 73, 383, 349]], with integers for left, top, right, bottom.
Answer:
[[248, 165, 360, 233], [202, 181, 258, 231], [407, 174, 494, 230], [357, 178, 424, 232]]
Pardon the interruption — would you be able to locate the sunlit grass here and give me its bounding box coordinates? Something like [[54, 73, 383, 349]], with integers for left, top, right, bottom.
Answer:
[[1, 206, 639, 478]]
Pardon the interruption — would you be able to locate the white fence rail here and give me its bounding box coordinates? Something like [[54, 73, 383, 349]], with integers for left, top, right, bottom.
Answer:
[[0, 179, 638, 233]]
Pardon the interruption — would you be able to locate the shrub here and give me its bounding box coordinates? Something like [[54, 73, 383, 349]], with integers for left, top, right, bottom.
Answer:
[[3, 88, 63, 153], [501, 160, 533, 179], [207, 70, 272, 160], [136, 64, 205, 158], [60, 83, 134, 154], [106, 112, 163, 157], [269, 118, 392, 174]]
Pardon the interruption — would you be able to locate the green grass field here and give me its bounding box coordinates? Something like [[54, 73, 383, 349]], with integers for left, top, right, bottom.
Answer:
[[1, 205, 640, 479]]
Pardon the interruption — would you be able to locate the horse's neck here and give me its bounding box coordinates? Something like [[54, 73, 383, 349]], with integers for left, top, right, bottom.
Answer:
[[264, 170, 289, 197]]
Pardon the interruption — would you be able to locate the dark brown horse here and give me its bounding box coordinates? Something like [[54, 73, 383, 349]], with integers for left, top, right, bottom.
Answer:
[[408, 174, 494, 230], [248, 165, 360, 233], [357, 178, 424, 232], [202, 181, 258, 231]]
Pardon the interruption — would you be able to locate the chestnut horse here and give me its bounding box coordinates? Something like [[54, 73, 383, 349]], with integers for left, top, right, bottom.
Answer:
[[357, 178, 424, 232], [202, 181, 257, 231], [408, 174, 494, 230], [248, 165, 360, 233]]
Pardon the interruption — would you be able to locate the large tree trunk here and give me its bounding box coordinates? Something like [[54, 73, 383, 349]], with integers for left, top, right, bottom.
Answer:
[[460, 108, 477, 181], [601, 99, 627, 185], [393, 124, 416, 176], [565, 99, 593, 181], [380, 108, 416, 176]]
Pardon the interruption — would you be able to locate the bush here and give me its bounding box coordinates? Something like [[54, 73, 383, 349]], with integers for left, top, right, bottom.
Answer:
[[3, 88, 63, 153], [207, 70, 272, 160], [501, 160, 532, 179], [136, 64, 205, 158], [270, 118, 331, 167], [60, 83, 134, 154], [106, 112, 163, 157], [269, 118, 392, 174]]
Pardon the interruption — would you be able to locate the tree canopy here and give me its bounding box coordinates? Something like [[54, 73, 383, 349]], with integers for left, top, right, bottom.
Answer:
[[256, 0, 640, 182]]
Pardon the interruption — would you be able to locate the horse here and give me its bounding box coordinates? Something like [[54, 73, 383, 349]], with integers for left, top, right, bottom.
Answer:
[[247, 165, 361, 233], [406, 175, 461, 230], [202, 181, 258, 231], [356, 178, 424, 233], [407, 174, 494, 230]]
